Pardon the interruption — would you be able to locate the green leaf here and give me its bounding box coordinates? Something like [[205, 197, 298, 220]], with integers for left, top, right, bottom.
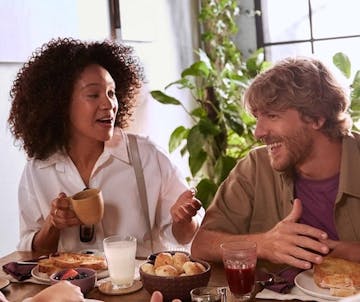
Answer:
[[224, 112, 244, 136], [181, 61, 210, 78], [350, 71, 360, 105], [198, 118, 221, 136], [240, 110, 256, 125], [333, 52, 351, 79], [190, 107, 207, 118], [196, 178, 218, 209], [189, 150, 207, 176], [150, 90, 182, 105], [245, 48, 265, 76], [180, 144, 187, 156], [165, 78, 194, 90], [187, 126, 206, 155], [169, 126, 188, 153], [197, 49, 212, 69], [214, 155, 237, 184], [352, 70, 360, 90]]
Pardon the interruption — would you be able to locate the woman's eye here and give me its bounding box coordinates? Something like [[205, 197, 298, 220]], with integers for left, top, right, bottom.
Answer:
[[108, 90, 116, 98]]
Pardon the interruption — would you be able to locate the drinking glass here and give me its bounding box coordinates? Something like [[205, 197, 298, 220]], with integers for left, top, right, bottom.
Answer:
[[103, 235, 137, 289], [190, 286, 226, 302], [220, 241, 257, 301]]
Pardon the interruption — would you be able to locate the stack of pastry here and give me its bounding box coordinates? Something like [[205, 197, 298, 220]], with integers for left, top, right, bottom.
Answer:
[[313, 256, 360, 297], [37, 252, 107, 276], [141, 252, 206, 277]]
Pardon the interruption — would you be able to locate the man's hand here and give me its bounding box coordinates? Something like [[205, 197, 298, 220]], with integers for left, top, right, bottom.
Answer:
[[259, 199, 329, 269]]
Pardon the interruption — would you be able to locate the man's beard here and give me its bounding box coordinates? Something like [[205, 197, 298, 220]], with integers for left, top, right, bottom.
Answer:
[[267, 126, 313, 171]]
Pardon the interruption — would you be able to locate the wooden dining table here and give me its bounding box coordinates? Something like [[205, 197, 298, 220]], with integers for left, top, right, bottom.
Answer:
[[0, 251, 303, 302]]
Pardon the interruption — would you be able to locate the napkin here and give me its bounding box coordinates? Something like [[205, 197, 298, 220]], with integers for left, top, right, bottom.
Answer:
[[257, 287, 332, 302], [2, 262, 37, 281], [265, 267, 304, 293]]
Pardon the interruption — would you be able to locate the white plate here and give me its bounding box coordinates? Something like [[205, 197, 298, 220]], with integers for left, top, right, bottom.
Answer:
[[0, 277, 10, 289], [31, 266, 109, 284], [31, 266, 51, 284], [295, 269, 341, 301]]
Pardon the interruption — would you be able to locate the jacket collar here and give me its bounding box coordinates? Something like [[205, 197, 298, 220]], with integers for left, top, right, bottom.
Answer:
[[338, 133, 360, 198]]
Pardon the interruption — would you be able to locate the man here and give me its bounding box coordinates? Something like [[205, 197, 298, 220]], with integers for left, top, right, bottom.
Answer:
[[191, 57, 360, 270]]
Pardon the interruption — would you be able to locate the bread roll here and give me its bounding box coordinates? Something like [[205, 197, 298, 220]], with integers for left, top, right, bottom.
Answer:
[[183, 261, 206, 276], [173, 252, 190, 273], [154, 252, 173, 268], [141, 263, 155, 275], [155, 264, 178, 277]]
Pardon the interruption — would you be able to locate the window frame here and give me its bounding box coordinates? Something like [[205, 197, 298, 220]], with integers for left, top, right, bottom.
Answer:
[[254, 0, 360, 60]]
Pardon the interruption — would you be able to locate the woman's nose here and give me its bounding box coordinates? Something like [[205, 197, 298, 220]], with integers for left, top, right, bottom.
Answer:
[[100, 95, 116, 109]]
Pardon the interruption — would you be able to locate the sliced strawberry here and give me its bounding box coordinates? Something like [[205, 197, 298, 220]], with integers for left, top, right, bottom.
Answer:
[[61, 269, 79, 280]]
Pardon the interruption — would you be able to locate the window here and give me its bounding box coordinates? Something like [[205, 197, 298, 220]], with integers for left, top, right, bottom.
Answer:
[[255, 0, 360, 73]]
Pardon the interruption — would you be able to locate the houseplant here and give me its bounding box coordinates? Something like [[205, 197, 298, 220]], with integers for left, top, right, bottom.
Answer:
[[333, 52, 360, 127], [150, 0, 269, 208]]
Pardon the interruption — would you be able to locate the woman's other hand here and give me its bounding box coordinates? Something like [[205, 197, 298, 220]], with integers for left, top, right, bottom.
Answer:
[[170, 189, 201, 224], [171, 189, 202, 244]]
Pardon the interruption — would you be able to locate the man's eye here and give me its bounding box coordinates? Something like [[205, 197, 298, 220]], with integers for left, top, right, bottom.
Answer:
[[267, 114, 278, 119], [88, 94, 99, 98]]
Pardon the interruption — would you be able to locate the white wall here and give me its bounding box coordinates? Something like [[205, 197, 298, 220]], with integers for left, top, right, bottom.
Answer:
[[0, 0, 198, 256], [0, 64, 25, 256]]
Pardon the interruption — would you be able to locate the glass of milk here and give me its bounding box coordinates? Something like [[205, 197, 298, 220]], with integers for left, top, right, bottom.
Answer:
[[103, 235, 137, 289]]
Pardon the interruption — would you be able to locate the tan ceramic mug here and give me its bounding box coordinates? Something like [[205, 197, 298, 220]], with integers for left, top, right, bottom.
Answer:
[[68, 188, 104, 225]]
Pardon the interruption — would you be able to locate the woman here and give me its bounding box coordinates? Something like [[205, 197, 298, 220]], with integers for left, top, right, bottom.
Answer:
[[8, 38, 203, 257]]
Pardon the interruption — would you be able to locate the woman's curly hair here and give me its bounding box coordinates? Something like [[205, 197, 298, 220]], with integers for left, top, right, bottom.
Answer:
[[8, 37, 144, 160]]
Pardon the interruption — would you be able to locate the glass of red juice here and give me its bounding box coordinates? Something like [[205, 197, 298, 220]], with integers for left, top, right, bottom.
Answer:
[[220, 241, 257, 301]]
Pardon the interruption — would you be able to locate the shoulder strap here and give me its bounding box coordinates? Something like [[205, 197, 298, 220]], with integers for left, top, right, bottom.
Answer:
[[127, 134, 154, 253]]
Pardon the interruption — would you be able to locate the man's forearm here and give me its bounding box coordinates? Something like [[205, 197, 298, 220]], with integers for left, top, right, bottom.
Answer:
[[191, 228, 263, 262]]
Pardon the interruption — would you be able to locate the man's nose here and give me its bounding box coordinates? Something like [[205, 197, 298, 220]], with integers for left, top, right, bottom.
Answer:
[[254, 120, 267, 140]]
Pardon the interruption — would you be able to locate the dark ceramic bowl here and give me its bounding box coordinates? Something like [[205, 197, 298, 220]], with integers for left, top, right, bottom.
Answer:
[[50, 267, 96, 295], [140, 251, 211, 302]]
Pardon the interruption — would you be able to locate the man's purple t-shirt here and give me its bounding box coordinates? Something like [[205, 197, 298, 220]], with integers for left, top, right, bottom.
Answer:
[[294, 173, 339, 240], [265, 173, 340, 293]]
